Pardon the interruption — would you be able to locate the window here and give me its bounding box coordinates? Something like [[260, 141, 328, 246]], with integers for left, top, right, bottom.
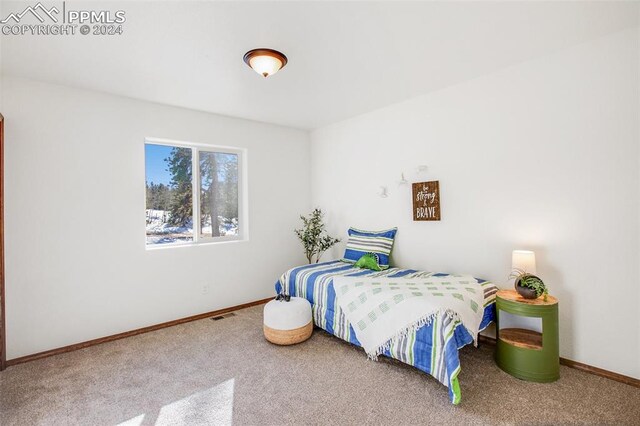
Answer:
[[145, 138, 243, 247]]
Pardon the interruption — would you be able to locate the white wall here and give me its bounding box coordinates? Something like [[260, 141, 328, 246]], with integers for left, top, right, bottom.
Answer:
[[311, 28, 640, 378], [2, 76, 310, 359]]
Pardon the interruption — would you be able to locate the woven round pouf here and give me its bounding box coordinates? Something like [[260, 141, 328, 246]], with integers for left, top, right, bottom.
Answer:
[[263, 297, 313, 345]]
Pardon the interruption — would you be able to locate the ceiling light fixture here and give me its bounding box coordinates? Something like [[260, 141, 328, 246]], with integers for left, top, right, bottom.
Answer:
[[243, 48, 288, 78]]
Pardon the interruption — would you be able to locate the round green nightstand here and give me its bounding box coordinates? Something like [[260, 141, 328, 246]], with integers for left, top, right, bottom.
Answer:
[[495, 290, 559, 382]]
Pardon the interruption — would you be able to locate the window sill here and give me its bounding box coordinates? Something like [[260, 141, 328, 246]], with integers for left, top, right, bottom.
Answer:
[[145, 238, 248, 250]]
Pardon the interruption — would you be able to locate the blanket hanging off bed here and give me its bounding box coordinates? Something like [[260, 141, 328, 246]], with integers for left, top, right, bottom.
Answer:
[[333, 275, 485, 359]]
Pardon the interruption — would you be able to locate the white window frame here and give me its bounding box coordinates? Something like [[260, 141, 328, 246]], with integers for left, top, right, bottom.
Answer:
[[145, 137, 246, 248]]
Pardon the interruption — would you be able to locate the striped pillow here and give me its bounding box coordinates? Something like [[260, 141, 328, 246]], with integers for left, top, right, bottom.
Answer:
[[342, 227, 398, 269]]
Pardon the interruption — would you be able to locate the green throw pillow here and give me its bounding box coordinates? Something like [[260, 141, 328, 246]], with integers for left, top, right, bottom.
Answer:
[[355, 253, 383, 271]]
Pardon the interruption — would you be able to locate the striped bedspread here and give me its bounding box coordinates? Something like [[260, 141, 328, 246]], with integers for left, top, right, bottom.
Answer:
[[275, 260, 497, 404]]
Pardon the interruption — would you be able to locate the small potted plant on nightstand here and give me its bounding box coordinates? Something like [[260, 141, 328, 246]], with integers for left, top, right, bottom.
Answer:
[[509, 268, 548, 301]]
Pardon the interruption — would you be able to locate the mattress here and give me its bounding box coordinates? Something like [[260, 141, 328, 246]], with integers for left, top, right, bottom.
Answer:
[[275, 260, 497, 404]]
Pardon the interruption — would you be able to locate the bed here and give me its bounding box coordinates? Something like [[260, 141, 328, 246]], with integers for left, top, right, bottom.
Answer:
[[275, 260, 498, 404]]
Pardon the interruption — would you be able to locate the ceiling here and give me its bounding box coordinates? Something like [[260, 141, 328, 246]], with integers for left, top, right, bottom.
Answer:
[[1, 1, 638, 129]]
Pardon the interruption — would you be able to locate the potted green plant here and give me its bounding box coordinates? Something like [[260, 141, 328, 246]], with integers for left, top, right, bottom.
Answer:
[[509, 268, 548, 301], [294, 208, 341, 264]]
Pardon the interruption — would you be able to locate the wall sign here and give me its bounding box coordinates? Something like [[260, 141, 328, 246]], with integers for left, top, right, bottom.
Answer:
[[412, 181, 441, 221]]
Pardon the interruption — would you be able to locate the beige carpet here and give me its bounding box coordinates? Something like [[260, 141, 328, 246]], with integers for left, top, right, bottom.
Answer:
[[1, 305, 638, 425]]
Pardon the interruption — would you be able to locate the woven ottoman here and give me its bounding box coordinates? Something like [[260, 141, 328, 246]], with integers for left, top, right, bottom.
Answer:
[[263, 296, 313, 345]]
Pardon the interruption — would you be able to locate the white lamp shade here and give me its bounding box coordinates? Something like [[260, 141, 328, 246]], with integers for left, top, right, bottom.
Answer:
[[249, 55, 283, 77], [512, 250, 536, 274]]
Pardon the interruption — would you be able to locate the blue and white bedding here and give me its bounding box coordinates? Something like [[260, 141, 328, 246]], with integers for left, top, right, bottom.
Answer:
[[275, 260, 497, 404]]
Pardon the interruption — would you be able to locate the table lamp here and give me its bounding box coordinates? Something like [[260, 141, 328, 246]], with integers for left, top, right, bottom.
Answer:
[[512, 250, 536, 274]]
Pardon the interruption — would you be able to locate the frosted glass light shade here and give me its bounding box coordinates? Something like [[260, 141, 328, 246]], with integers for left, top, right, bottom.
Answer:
[[243, 48, 288, 78], [249, 56, 282, 77], [512, 250, 536, 274]]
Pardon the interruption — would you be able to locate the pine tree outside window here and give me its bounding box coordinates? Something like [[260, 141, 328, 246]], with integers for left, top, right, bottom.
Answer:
[[145, 138, 245, 247]]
